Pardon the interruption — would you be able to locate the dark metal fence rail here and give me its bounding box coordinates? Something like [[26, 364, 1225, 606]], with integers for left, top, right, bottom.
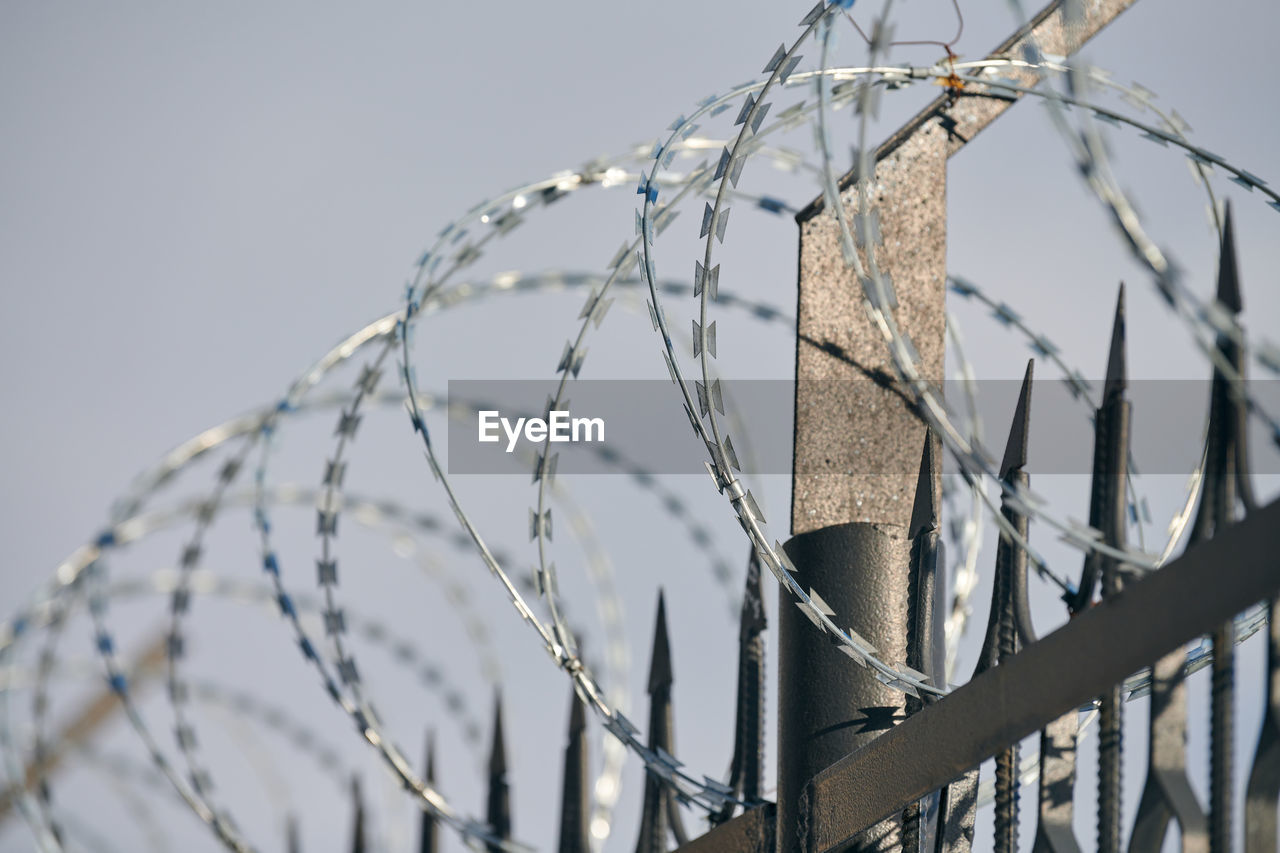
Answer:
[[802, 497, 1280, 853]]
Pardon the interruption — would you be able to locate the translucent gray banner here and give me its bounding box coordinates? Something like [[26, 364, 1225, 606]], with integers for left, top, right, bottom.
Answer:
[[445, 380, 1280, 476]]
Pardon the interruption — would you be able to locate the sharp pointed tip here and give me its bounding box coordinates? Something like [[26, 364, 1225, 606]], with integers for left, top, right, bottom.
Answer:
[[349, 775, 366, 853], [647, 589, 673, 694], [1000, 360, 1034, 480], [1103, 284, 1127, 402], [489, 694, 508, 777], [909, 429, 940, 538], [568, 686, 586, 736], [1217, 201, 1243, 314]]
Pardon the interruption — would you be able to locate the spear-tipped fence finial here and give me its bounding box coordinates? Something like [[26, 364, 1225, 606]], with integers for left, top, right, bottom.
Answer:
[[987, 367, 1087, 853], [635, 589, 686, 853], [907, 426, 943, 689], [1188, 198, 1253, 853], [487, 692, 512, 853], [1068, 284, 1134, 853], [1103, 283, 1127, 406], [932, 365, 1039, 853], [909, 427, 940, 541], [420, 731, 439, 853], [988, 360, 1037, 853], [1000, 360, 1035, 482], [1071, 283, 1129, 616], [733, 549, 766, 804], [903, 428, 946, 853], [648, 590, 673, 695], [349, 776, 366, 853], [557, 687, 590, 853], [975, 360, 1036, 674], [1216, 201, 1242, 315], [714, 550, 768, 826]]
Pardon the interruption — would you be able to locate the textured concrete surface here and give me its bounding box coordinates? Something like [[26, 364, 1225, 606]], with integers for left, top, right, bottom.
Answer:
[[792, 121, 947, 535], [790, 0, 1140, 535]]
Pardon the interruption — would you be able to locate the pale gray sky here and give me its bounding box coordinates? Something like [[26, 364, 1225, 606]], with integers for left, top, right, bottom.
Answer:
[[2, 2, 1278, 851]]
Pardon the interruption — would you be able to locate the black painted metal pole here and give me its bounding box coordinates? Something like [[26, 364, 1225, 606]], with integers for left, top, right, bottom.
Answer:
[[779, 525, 912, 853]]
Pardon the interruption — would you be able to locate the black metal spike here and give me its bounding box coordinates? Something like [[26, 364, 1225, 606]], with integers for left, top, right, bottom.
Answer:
[[648, 591, 674, 694], [941, 369, 1040, 853], [487, 694, 512, 853], [349, 776, 366, 853], [1220, 205, 1259, 515], [907, 427, 944, 691], [735, 549, 766, 806], [1188, 201, 1253, 853], [286, 814, 301, 853], [1103, 283, 1127, 406], [975, 360, 1035, 677], [714, 550, 768, 826], [490, 696, 508, 777], [568, 686, 586, 736], [1189, 249, 1257, 536], [1048, 283, 1132, 851], [1000, 360, 1034, 481], [635, 589, 685, 853], [420, 731, 439, 853], [1071, 284, 1130, 618], [909, 426, 940, 540], [994, 362, 1035, 853], [1097, 287, 1132, 853], [557, 688, 590, 853], [1216, 201, 1242, 314], [903, 429, 944, 853], [1006, 362, 1038, 653], [998, 377, 1084, 853]]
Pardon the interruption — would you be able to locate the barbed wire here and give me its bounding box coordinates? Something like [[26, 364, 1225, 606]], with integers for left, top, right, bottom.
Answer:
[[3, 2, 1276, 848], [5, 232, 806, 849], [638, 1, 1276, 708]]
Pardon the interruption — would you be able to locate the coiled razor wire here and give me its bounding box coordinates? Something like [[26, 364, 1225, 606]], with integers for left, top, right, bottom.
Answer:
[[4, 3, 1278, 846], [237, 134, 871, 844], [11, 391, 634, 851], [32, 672, 360, 851], [638, 1, 1278, 709], [6, 569, 501, 846], [5, 223, 817, 849], [4, 255, 775, 849]]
